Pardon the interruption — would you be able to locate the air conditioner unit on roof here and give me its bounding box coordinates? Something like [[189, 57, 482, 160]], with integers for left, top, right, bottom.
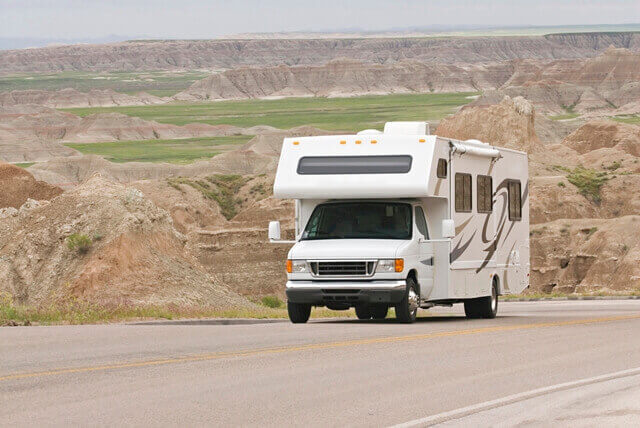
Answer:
[[383, 121, 429, 135]]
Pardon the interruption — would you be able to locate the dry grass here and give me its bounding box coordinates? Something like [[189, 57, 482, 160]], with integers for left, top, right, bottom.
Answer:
[[0, 294, 356, 326]]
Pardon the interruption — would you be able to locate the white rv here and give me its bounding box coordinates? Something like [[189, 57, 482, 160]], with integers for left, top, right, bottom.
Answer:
[[269, 122, 529, 323]]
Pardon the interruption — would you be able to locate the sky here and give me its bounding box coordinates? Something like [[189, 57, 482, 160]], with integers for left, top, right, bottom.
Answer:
[[1, 0, 639, 40]]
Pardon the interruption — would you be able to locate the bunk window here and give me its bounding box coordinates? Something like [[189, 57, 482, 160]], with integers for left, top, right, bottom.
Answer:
[[508, 180, 522, 221], [455, 173, 472, 212], [297, 155, 412, 175], [437, 158, 447, 178], [477, 175, 493, 213]]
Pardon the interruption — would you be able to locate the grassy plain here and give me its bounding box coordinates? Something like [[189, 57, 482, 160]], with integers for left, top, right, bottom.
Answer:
[[0, 70, 210, 96], [613, 115, 640, 125], [63, 92, 477, 132], [65, 135, 252, 164]]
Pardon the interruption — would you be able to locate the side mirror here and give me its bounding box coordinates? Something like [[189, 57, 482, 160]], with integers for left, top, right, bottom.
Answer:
[[442, 219, 455, 238], [268, 221, 281, 241]]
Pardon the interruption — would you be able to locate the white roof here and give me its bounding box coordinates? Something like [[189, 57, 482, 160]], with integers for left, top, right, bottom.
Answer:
[[273, 133, 437, 199]]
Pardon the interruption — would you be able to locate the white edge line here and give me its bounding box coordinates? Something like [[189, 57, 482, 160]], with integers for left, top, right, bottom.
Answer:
[[391, 366, 640, 427]]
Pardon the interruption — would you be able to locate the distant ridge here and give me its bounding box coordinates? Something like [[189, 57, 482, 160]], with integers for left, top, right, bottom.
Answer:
[[1, 32, 640, 73]]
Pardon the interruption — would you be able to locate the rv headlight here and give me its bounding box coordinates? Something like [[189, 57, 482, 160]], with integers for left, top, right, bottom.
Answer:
[[291, 260, 309, 273], [376, 259, 404, 273]]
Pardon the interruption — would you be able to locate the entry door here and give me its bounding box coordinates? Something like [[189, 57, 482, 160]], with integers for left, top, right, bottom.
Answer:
[[415, 206, 434, 297]]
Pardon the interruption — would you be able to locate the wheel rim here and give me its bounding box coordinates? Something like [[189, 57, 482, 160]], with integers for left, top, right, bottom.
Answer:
[[408, 287, 419, 315], [491, 285, 497, 312]]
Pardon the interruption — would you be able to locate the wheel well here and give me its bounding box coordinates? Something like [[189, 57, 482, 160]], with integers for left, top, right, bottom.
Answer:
[[407, 269, 419, 294]]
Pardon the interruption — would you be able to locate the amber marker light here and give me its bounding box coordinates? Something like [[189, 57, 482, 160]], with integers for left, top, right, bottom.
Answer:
[[293, 141, 299, 145], [355, 140, 362, 144], [371, 140, 378, 144], [419, 138, 426, 143], [395, 259, 404, 272], [340, 140, 347, 145], [286, 259, 293, 273]]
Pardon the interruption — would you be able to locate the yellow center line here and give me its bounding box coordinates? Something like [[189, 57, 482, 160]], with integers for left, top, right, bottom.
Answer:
[[2, 314, 640, 382]]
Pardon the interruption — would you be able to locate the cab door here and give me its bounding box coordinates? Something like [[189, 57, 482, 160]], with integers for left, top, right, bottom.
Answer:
[[414, 206, 434, 298]]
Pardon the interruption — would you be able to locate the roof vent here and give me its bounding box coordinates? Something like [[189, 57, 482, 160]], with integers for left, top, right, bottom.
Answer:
[[383, 121, 429, 135], [357, 129, 383, 135]]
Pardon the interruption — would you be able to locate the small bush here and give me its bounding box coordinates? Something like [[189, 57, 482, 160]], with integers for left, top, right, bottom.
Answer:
[[67, 233, 92, 254], [261, 295, 284, 308], [602, 161, 621, 171], [557, 181, 565, 187], [566, 166, 609, 203]]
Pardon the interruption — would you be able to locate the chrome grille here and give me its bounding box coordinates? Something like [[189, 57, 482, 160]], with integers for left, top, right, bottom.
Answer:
[[310, 261, 375, 277]]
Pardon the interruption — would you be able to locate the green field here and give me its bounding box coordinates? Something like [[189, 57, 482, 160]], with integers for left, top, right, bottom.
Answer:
[[14, 162, 36, 168], [549, 113, 581, 121], [0, 71, 210, 96], [613, 115, 640, 125], [65, 135, 252, 164], [63, 92, 477, 132]]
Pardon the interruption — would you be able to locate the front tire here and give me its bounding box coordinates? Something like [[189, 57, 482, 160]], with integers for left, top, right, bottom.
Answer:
[[371, 305, 389, 320], [395, 277, 419, 323], [288, 302, 311, 323], [464, 278, 499, 319], [355, 305, 372, 320]]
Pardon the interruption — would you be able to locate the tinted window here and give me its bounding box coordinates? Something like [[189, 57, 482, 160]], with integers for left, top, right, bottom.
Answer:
[[455, 173, 472, 212], [477, 175, 493, 213], [297, 155, 412, 175], [415, 206, 429, 239], [302, 202, 412, 240], [508, 180, 522, 221], [437, 158, 447, 178]]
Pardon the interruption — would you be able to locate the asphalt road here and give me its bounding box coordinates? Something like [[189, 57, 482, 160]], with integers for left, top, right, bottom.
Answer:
[[1, 300, 640, 427]]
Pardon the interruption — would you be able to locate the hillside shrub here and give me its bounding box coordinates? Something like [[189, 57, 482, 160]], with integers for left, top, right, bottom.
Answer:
[[67, 233, 92, 254], [566, 166, 609, 203]]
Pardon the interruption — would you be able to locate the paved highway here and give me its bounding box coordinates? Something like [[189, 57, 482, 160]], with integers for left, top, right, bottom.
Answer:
[[1, 300, 640, 427]]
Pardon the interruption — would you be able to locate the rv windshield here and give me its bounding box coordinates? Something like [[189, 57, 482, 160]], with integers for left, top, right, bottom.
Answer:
[[301, 202, 412, 240]]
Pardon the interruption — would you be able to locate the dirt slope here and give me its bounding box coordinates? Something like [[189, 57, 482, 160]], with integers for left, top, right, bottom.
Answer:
[[530, 217, 640, 293], [0, 176, 249, 307], [0, 162, 62, 209]]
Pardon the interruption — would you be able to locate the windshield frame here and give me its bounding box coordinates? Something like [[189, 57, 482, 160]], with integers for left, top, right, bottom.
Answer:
[[301, 201, 414, 241]]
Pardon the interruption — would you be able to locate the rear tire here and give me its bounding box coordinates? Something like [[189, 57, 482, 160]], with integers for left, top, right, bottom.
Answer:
[[355, 305, 372, 320], [395, 277, 419, 323], [464, 278, 499, 319], [371, 305, 389, 320], [287, 302, 311, 323]]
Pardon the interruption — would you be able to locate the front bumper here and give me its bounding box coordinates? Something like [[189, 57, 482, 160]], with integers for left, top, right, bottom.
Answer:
[[286, 280, 406, 305]]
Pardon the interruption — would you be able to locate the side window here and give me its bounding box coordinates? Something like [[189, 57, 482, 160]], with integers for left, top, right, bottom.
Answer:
[[437, 158, 447, 178], [477, 175, 493, 213], [455, 173, 472, 212], [415, 206, 429, 239], [508, 180, 522, 221]]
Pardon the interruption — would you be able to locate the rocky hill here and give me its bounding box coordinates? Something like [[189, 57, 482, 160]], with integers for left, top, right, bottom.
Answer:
[[436, 96, 541, 152], [0, 175, 250, 307], [175, 59, 512, 100], [0, 105, 248, 162], [473, 47, 640, 115], [1, 33, 639, 73], [0, 89, 165, 109]]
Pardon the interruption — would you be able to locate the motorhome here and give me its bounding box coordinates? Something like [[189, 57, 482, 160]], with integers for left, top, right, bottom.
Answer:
[[269, 122, 529, 323]]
